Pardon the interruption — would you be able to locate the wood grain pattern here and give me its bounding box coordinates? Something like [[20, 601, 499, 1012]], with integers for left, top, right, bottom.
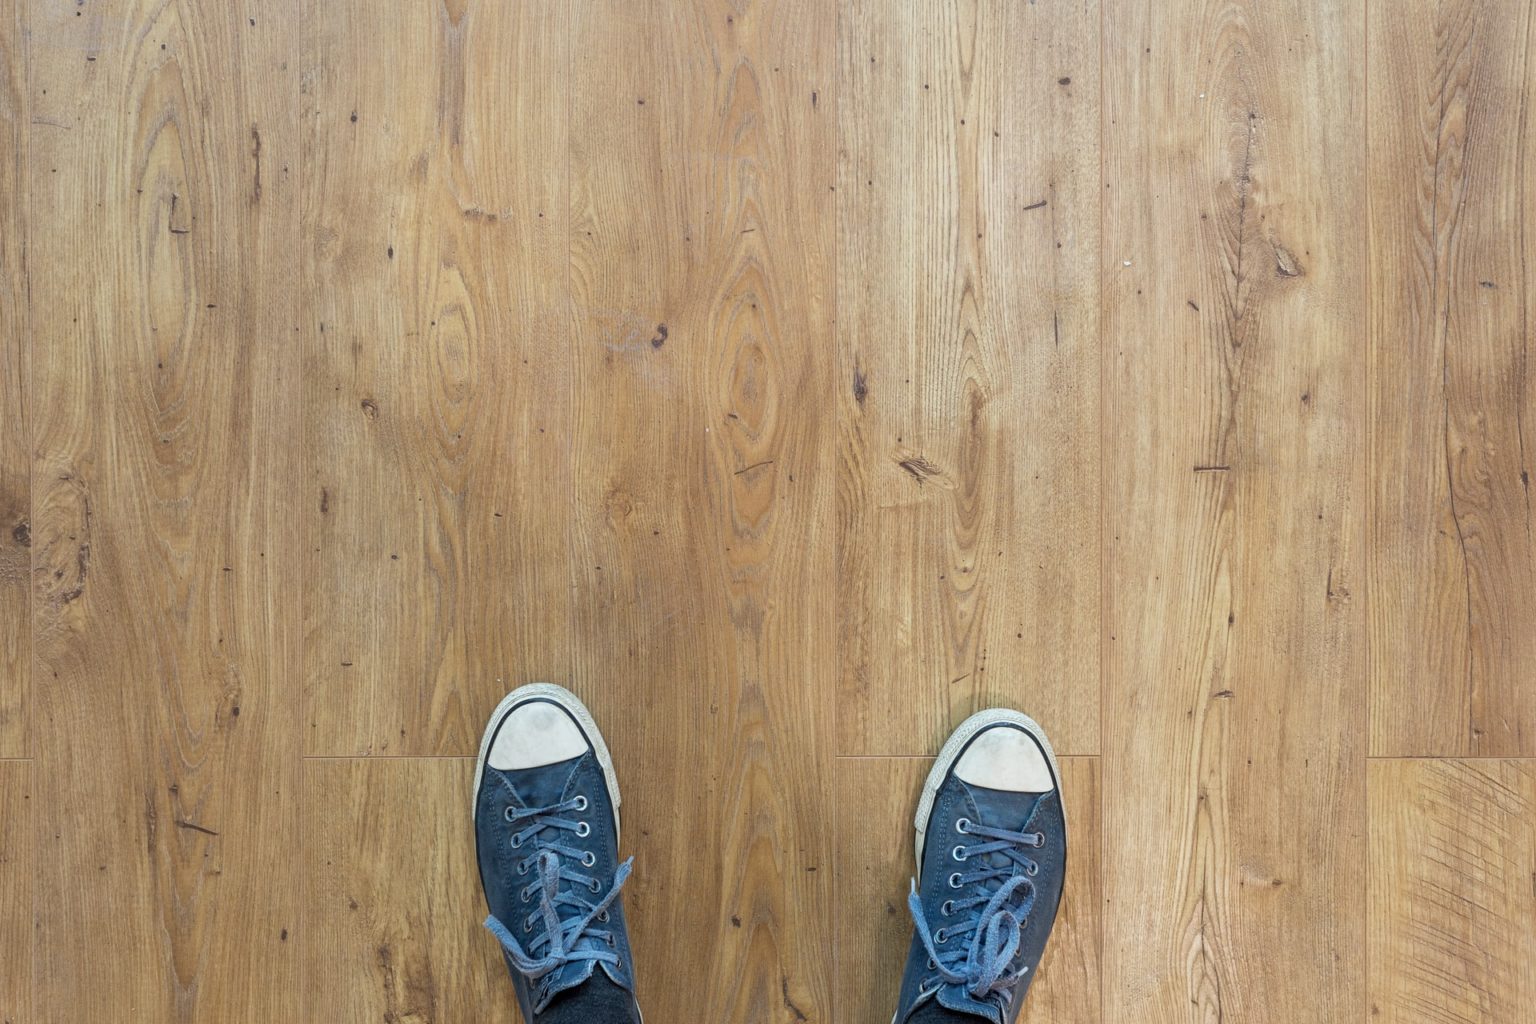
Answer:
[[1369, 759, 1536, 1023], [26, 0, 302, 1017], [302, 0, 573, 757], [0, 761, 33, 1024], [1368, 0, 1536, 757], [836, 0, 1100, 760], [1101, 2, 1367, 1022], [0, 0, 29, 758], [4, 0, 1536, 1020], [566, 2, 836, 1021], [832, 756, 1100, 1024], [304, 757, 510, 1022]]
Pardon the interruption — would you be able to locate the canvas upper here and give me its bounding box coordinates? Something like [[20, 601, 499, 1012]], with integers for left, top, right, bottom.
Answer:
[[474, 688, 638, 1020], [893, 719, 1067, 1024]]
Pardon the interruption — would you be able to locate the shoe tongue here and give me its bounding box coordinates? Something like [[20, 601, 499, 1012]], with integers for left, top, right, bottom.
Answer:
[[933, 986, 1005, 1024], [499, 753, 586, 809], [498, 753, 618, 1006], [545, 957, 600, 1003], [961, 781, 1043, 830]]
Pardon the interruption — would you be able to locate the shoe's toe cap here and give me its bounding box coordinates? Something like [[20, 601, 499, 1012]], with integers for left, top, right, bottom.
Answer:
[[489, 699, 591, 770], [954, 725, 1055, 793]]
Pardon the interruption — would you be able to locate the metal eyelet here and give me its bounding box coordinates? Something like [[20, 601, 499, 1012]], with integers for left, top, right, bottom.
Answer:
[[583, 852, 597, 867], [517, 860, 529, 876], [599, 910, 610, 923], [503, 807, 516, 822], [927, 958, 938, 970], [510, 834, 523, 849], [589, 878, 602, 894], [576, 822, 591, 838], [1032, 832, 1045, 846], [606, 934, 616, 948], [935, 928, 947, 944], [574, 796, 589, 811], [519, 886, 531, 903], [523, 917, 534, 933], [948, 872, 963, 889], [955, 817, 970, 834], [1027, 862, 1039, 877], [952, 845, 968, 862], [941, 900, 953, 916]]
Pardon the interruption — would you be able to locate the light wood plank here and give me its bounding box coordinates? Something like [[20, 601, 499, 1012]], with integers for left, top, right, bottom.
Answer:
[[567, 2, 836, 1020], [304, 758, 509, 1022], [302, 0, 573, 756], [26, 0, 302, 1016], [836, 0, 1100, 759], [1367, 0, 1536, 756], [1101, 2, 1367, 1022], [833, 755, 1100, 1024], [0, 760, 33, 1024], [1369, 759, 1536, 1023], [0, 0, 29, 758]]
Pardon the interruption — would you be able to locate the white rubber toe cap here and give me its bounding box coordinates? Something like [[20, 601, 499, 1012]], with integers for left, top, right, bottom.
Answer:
[[488, 699, 591, 770], [954, 725, 1056, 793]]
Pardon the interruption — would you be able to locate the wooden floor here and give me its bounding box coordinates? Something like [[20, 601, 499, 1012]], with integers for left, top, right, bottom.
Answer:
[[1, 0, 1533, 1021]]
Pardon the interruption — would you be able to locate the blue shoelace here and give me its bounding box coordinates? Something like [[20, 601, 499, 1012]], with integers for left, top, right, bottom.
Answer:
[[908, 817, 1043, 1007], [484, 796, 633, 1011]]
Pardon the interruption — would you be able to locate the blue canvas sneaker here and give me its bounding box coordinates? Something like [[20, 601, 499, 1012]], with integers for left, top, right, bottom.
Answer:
[[892, 709, 1067, 1024], [474, 683, 641, 1022]]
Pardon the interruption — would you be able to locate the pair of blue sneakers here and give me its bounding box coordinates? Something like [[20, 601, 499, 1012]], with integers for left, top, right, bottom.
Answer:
[[474, 684, 1066, 1024]]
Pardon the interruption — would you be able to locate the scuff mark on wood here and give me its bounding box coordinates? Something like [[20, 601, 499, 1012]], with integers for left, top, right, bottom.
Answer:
[[781, 976, 809, 1023], [1023, 198, 1047, 211], [175, 819, 219, 837], [168, 193, 191, 234], [898, 454, 941, 484], [1272, 240, 1304, 277], [250, 124, 262, 202]]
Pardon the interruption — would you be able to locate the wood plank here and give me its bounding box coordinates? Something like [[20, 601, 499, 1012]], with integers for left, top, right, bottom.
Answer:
[[567, 1, 836, 1020], [1367, 0, 1536, 756], [1100, 2, 1367, 1022], [302, 0, 573, 756], [835, 0, 1100, 759], [0, 0, 29, 758], [1369, 759, 1536, 1023], [0, 760, 33, 1024], [26, 0, 302, 1016], [833, 755, 1100, 1024], [304, 758, 508, 1021]]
